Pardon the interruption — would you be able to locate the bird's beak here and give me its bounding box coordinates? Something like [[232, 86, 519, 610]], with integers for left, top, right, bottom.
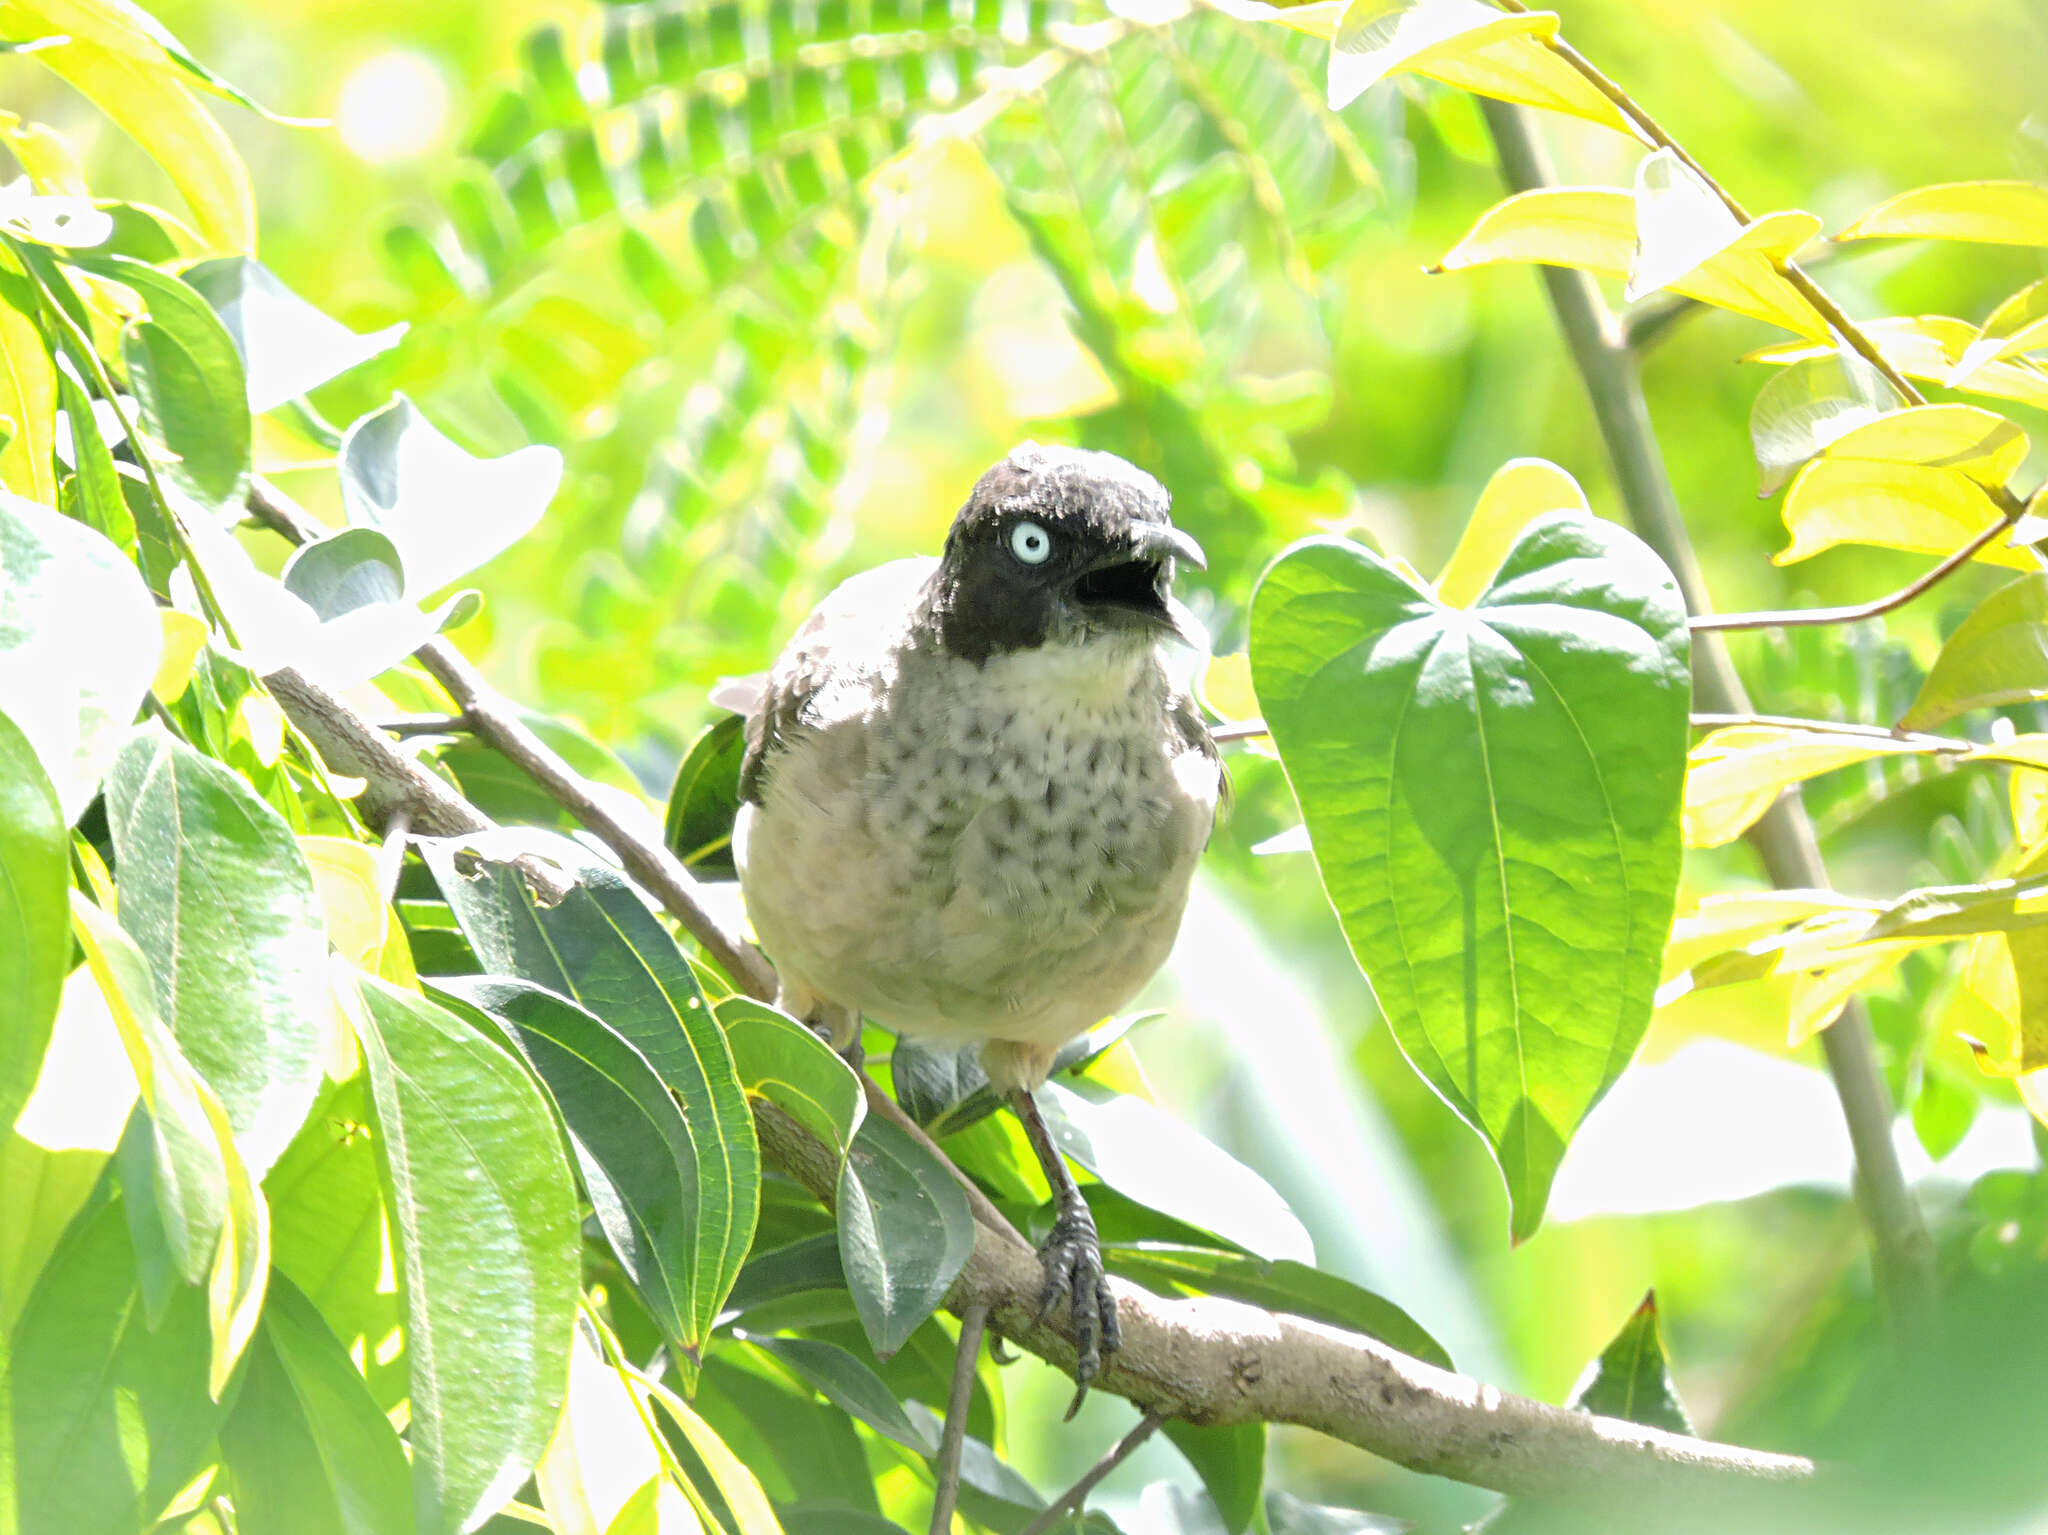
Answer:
[[1130, 521, 1206, 573]]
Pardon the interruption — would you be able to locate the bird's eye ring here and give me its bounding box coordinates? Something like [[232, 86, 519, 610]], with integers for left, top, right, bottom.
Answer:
[[1009, 520, 1052, 565]]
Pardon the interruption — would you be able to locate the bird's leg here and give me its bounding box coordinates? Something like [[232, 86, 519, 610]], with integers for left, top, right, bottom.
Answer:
[[1009, 1086, 1119, 1417], [789, 992, 864, 1074]]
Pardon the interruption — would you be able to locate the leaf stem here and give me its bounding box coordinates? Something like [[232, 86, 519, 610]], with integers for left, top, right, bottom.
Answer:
[[928, 1304, 990, 1535], [1479, 97, 1937, 1344], [1016, 1412, 1165, 1535]]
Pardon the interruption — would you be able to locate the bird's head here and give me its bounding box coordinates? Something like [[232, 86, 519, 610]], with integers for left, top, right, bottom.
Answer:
[[925, 442, 1206, 664]]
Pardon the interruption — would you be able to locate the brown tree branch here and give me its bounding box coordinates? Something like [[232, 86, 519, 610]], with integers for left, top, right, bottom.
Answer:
[[1480, 98, 1937, 1342], [245, 478, 776, 1001], [1017, 1412, 1165, 1535], [753, 1103, 1815, 1503]]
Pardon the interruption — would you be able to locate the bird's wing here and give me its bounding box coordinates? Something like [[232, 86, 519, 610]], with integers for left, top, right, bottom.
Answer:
[[1170, 689, 1229, 841], [739, 556, 938, 804]]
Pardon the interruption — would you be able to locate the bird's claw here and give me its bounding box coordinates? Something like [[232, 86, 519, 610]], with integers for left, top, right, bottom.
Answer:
[[1031, 1202, 1120, 1419]]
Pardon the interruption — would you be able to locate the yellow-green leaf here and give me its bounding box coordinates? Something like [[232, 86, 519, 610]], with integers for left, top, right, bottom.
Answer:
[[1750, 317, 2048, 414], [1627, 150, 1826, 339], [1435, 186, 1636, 278], [199, 1076, 268, 1398], [1949, 932, 2048, 1078], [0, 267, 56, 504], [1820, 404, 2027, 487], [1901, 574, 2048, 729], [1661, 888, 1875, 985], [151, 609, 208, 704], [1838, 181, 2048, 247], [5, 0, 255, 252], [1435, 457, 1590, 607], [1682, 725, 1934, 849], [1777, 459, 2032, 570], [1435, 172, 1828, 339], [1952, 277, 2048, 387], [1326, 0, 1630, 132]]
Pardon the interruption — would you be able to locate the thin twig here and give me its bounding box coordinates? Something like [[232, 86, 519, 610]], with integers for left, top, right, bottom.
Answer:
[[929, 1304, 990, 1535], [245, 476, 777, 1001], [1017, 1413, 1166, 1535], [1210, 717, 1271, 742], [1691, 513, 2014, 632], [1479, 98, 1937, 1344], [1688, 714, 1973, 750]]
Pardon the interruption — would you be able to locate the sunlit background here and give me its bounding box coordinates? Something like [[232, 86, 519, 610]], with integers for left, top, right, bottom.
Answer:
[[13, 0, 2048, 1527]]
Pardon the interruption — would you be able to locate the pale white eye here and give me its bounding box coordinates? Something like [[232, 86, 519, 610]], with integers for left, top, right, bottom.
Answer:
[[1009, 520, 1052, 565]]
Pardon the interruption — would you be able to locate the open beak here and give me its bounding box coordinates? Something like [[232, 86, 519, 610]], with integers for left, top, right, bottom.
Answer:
[[1067, 520, 1209, 650]]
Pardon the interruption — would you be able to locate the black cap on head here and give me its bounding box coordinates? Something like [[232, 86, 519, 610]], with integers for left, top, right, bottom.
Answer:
[[924, 443, 1204, 662]]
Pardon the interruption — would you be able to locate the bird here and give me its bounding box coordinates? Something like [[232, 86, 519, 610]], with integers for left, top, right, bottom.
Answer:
[[732, 441, 1223, 1396]]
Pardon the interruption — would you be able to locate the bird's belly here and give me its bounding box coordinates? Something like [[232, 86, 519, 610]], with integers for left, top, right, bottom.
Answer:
[[738, 701, 1210, 1053]]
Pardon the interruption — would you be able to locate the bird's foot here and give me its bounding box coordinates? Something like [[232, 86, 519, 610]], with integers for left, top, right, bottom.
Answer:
[[796, 1004, 864, 1074], [1032, 1195, 1120, 1419]]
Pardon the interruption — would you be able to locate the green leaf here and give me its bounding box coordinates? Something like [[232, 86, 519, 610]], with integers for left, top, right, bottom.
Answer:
[[13, 2, 254, 251], [1912, 1067, 1979, 1163], [439, 709, 646, 830], [1953, 276, 2048, 384], [85, 257, 251, 510], [1748, 350, 1901, 496], [0, 260, 57, 504], [745, 1335, 935, 1454], [281, 526, 408, 619], [70, 893, 228, 1289], [1101, 1244, 1450, 1369], [420, 828, 759, 1346], [55, 364, 135, 553], [1838, 180, 2048, 246], [1163, 1421, 1264, 1535], [663, 711, 746, 877], [352, 972, 580, 1535], [1565, 1290, 1694, 1435], [3, 1194, 224, 1535], [717, 996, 863, 1158], [1902, 574, 2048, 729], [219, 1275, 417, 1535], [0, 964, 138, 1332], [900, 1404, 1047, 1514], [261, 1072, 407, 1412], [339, 394, 561, 595], [183, 256, 406, 413], [835, 1115, 974, 1359], [0, 706, 65, 1136], [1263, 1491, 1404, 1535], [0, 488, 160, 820], [106, 728, 329, 1175], [433, 974, 718, 1369], [1043, 1081, 1312, 1263], [1251, 516, 1691, 1240]]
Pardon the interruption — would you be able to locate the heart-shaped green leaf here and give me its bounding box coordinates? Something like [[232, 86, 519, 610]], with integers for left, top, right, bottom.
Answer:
[[1250, 515, 1690, 1239], [184, 256, 406, 413]]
